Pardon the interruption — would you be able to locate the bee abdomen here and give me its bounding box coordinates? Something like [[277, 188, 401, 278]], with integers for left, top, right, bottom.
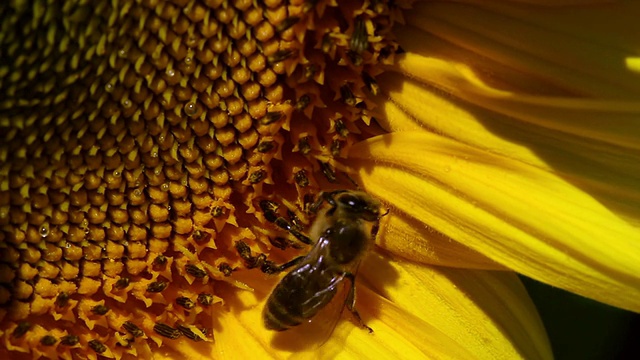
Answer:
[[263, 292, 305, 331]]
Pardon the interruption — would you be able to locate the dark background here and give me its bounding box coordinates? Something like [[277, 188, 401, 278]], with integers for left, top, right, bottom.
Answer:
[[522, 276, 640, 359]]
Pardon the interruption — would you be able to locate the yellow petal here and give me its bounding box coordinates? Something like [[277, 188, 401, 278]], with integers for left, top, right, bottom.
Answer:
[[349, 132, 640, 312], [378, 207, 505, 270], [405, 1, 640, 99], [375, 74, 640, 225], [371, 0, 640, 228], [163, 250, 550, 359], [357, 254, 552, 360]]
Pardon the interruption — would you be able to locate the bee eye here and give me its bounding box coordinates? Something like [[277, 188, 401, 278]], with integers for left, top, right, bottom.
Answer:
[[339, 194, 363, 210]]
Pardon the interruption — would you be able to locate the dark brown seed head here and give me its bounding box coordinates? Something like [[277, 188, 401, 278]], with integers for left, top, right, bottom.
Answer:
[[249, 169, 266, 184], [60, 335, 79, 346], [56, 292, 69, 307], [261, 111, 284, 125], [154, 323, 181, 339], [350, 17, 369, 54], [211, 206, 224, 217], [294, 170, 310, 187], [123, 321, 144, 338], [91, 304, 109, 315], [88, 339, 107, 353], [218, 263, 234, 277], [295, 95, 311, 111], [12, 322, 31, 338], [153, 255, 167, 266], [298, 137, 312, 155], [40, 335, 57, 346], [276, 17, 300, 33], [185, 264, 207, 278], [176, 324, 204, 342], [235, 241, 253, 261], [176, 296, 195, 309], [197, 293, 214, 306], [147, 281, 168, 293], [115, 277, 130, 289], [257, 141, 276, 153]]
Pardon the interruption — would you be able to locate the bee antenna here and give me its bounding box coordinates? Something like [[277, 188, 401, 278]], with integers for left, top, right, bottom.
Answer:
[[343, 172, 361, 190]]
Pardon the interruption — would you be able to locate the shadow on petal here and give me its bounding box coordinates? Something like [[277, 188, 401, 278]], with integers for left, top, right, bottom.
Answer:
[[201, 249, 551, 359], [349, 132, 640, 312]]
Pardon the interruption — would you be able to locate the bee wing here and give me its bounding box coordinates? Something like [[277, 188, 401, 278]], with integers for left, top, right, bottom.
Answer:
[[310, 261, 363, 347], [269, 259, 363, 353]]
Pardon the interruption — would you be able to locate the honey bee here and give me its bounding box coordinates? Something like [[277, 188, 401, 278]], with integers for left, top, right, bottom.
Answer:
[[263, 190, 385, 333]]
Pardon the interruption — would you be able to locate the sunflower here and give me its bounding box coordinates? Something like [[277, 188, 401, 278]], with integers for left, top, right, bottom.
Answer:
[[1, 0, 637, 359], [361, 0, 640, 313]]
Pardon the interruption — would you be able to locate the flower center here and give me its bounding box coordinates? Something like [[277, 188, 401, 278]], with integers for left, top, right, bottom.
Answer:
[[0, 0, 406, 357]]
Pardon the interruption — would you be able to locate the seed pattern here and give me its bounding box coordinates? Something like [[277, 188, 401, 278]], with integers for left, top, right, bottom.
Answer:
[[91, 304, 109, 315], [122, 321, 144, 338], [197, 293, 214, 306], [88, 339, 107, 354], [40, 335, 58, 346], [176, 296, 196, 310], [0, 0, 406, 358], [146, 281, 169, 293], [177, 324, 205, 342], [154, 323, 181, 340], [60, 335, 79, 346]]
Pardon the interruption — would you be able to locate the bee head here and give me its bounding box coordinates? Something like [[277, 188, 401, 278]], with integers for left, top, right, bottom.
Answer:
[[336, 192, 380, 222]]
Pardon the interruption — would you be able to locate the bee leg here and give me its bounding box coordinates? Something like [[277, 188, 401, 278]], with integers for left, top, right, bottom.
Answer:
[[260, 200, 313, 245], [371, 223, 380, 239], [275, 255, 305, 272], [370, 209, 389, 239], [309, 190, 347, 214], [290, 228, 313, 245], [308, 192, 328, 213], [272, 217, 313, 245], [344, 272, 373, 333]]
